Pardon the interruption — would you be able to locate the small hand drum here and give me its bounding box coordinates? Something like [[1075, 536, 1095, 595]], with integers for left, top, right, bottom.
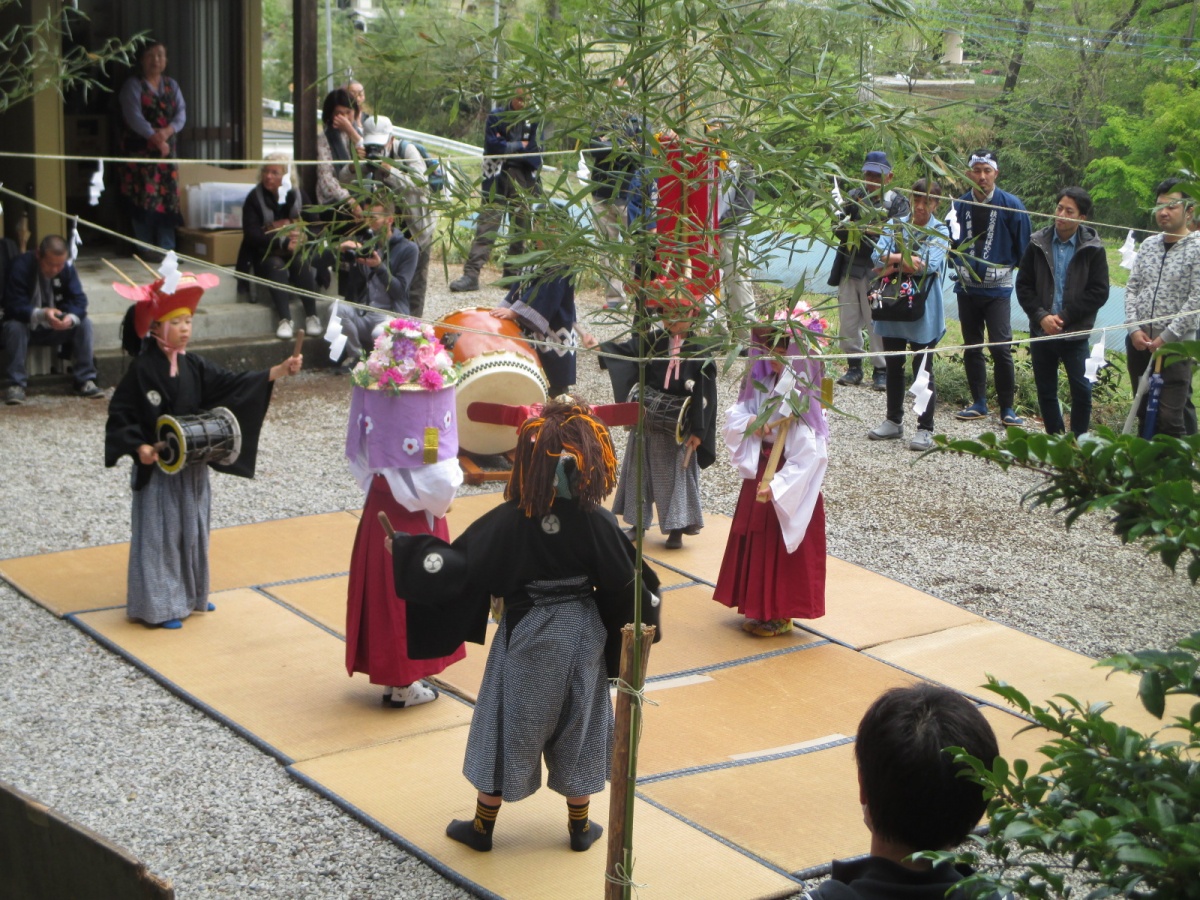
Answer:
[[629, 384, 691, 444], [155, 407, 242, 474]]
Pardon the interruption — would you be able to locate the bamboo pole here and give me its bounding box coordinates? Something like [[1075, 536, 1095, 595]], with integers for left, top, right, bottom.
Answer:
[[102, 258, 138, 287], [605, 622, 656, 900]]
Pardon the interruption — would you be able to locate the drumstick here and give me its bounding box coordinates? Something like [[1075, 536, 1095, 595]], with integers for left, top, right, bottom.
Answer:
[[681, 443, 695, 470], [131, 254, 159, 277], [102, 258, 138, 287], [377, 511, 395, 536], [293, 331, 305, 359]]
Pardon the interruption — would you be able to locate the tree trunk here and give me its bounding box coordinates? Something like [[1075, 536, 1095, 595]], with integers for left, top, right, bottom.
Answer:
[[992, 0, 1036, 138]]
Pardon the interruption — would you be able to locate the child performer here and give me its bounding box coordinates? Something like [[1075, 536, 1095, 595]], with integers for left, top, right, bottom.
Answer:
[[713, 303, 830, 637], [606, 287, 718, 549], [491, 266, 578, 399], [344, 321, 466, 708], [387, 398, 663, 852], [105, 275, 303, 629]]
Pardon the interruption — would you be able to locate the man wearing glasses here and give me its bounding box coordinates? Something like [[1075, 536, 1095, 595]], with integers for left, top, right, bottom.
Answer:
[[1125, 177, 1200, 437]]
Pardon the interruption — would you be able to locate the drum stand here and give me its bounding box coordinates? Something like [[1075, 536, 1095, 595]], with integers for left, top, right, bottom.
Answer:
[[457, 450, 516, 486]]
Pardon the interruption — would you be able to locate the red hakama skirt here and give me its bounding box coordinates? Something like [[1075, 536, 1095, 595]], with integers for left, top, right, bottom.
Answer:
[[345, 475, 467, 685], [713, 451, 826, 621]]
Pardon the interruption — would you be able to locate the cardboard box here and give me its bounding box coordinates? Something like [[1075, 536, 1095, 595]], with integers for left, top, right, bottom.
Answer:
[[175, 163, 257, 265], [175, 227, 244, 266]]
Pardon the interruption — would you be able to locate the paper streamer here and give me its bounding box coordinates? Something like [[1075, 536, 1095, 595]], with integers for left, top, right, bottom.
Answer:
[[945, 205, 961, 242], [157, 250, 181, 294], [88, 160, 105, 206], [909, 353, 933, 415], [324, 300, 347, 362], [1119, 230, 1138, 270], [68, 216, 82, 265], [1084, 341, 1108, 384]]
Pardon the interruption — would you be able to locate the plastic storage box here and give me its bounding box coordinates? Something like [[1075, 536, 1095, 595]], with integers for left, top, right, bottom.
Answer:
[[184, 182, 250, 229]]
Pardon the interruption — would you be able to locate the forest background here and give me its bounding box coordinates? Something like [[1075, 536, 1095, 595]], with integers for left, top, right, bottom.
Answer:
[[262, 0, 1200, 233]]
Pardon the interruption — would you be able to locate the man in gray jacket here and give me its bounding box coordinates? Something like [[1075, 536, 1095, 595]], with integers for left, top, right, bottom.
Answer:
[[1124, 177, 1200, 437], [1015, 187, 1110, 435]]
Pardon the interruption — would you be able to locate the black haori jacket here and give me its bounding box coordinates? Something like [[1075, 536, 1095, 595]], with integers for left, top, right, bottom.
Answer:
[[1015, 223, 1110, 337]]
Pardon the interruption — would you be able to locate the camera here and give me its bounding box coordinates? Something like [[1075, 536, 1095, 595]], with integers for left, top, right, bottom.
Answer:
[[355, 228, 376, 258]]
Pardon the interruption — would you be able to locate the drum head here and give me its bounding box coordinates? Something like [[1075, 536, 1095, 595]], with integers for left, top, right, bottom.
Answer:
[[155, 415, 188, 474], [457, 351, 547, 455], [210, 407, 243, 468]]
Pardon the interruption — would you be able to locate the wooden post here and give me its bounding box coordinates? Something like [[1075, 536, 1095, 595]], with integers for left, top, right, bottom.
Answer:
[[605, 622, 656, 900], [293, 0, 319, 201]]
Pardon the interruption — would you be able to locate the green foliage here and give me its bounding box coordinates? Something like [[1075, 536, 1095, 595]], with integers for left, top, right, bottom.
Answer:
[[1087, 71, 1200, 228], [932, 343, 1200, 582], [0, 1, 139, 112], [918, 631, 1200, 900]]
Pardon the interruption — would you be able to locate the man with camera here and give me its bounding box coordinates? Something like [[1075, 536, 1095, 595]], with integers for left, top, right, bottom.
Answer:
[[337, 199, 420, 369], [358, 115, 440, 318]]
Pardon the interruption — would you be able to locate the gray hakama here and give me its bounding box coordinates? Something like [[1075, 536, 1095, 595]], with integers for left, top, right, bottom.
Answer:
[[613, 429, 704, 534], [463, 575, 612, 802], [126, 463, 212, 625]]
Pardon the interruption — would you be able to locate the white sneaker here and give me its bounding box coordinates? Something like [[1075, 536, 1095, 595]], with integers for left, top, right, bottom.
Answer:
[[867, 419, 903, 441], [275, 319, 294, 340], [304, 315, 322, 337], [384, 681, 439, 708], [909, 429, 934, 452]]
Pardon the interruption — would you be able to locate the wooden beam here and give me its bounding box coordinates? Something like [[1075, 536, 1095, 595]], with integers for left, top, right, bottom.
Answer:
[[294, 0, 319, 199]]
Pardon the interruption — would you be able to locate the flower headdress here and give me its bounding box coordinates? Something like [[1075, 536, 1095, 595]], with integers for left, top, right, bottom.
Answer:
[[349, 318, 461, 393]]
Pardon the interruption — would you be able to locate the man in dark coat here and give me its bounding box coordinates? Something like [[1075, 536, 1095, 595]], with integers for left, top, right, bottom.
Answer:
[[1015, 186, 1110, 435], [3, 235, 101, 405]]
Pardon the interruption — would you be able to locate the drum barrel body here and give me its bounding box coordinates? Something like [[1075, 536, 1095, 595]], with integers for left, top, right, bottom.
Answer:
[[435, 308, 547, 455], [155, 407, 242, 474]]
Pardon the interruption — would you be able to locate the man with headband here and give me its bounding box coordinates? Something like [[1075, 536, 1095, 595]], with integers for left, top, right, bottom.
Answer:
[[950, 149, 1031, 426]]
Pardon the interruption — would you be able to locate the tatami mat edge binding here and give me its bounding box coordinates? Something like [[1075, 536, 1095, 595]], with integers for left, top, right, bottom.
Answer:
[[287, 767, 506, 900], [253, 585, 346, 641], [637, 734, 856, 785], [633, 790, 806, 887], [65, 611, 296, 766], [646, 636, 829, 682]]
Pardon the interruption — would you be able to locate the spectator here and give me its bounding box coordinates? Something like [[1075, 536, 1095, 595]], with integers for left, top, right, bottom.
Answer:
[[316, 87, 365, 218], [585, 82, 640, 310], [1015, 187, 1110, 436], [449, 89, 542, 292], [867, 178, 950, 451], [3, 235, 102, 405], [1124, 177, 1200, 437], [829, 151, 910, 391], [337, 199, 420, 367], [804, 684, 999, 900], [239, 154, 322, 341], [950, 149, 1032, 426], [361, 114, 439, 319], [118, 40, 186, 252]]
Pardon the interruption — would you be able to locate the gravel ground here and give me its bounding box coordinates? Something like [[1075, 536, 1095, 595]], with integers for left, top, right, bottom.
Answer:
[[1, 263, 1195, 898]]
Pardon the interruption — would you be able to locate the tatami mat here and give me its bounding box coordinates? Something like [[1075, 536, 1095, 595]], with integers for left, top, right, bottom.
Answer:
[[800, 557, 983, 649], [641, 513, 733, 583], [868, 620, 1189, 733], [647, 584, 824, 677], [639, 702, 1052, 877], [291, 728, 801, 900], [267, 575, 349, 635], [72, 588, 469, 763], [15, 488, 1153, 898], [637, 643, 917, 777], [640, 740, 865, 875], [0, 542, 132, 616], [1, 512, 359, 617]]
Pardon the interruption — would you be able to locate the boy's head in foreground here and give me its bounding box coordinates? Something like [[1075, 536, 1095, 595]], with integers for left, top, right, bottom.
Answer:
[[856, 684, 999, 855]]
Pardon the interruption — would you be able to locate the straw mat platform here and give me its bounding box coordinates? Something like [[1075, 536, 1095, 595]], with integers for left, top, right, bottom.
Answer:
[[0, 491, 1171, 897]]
